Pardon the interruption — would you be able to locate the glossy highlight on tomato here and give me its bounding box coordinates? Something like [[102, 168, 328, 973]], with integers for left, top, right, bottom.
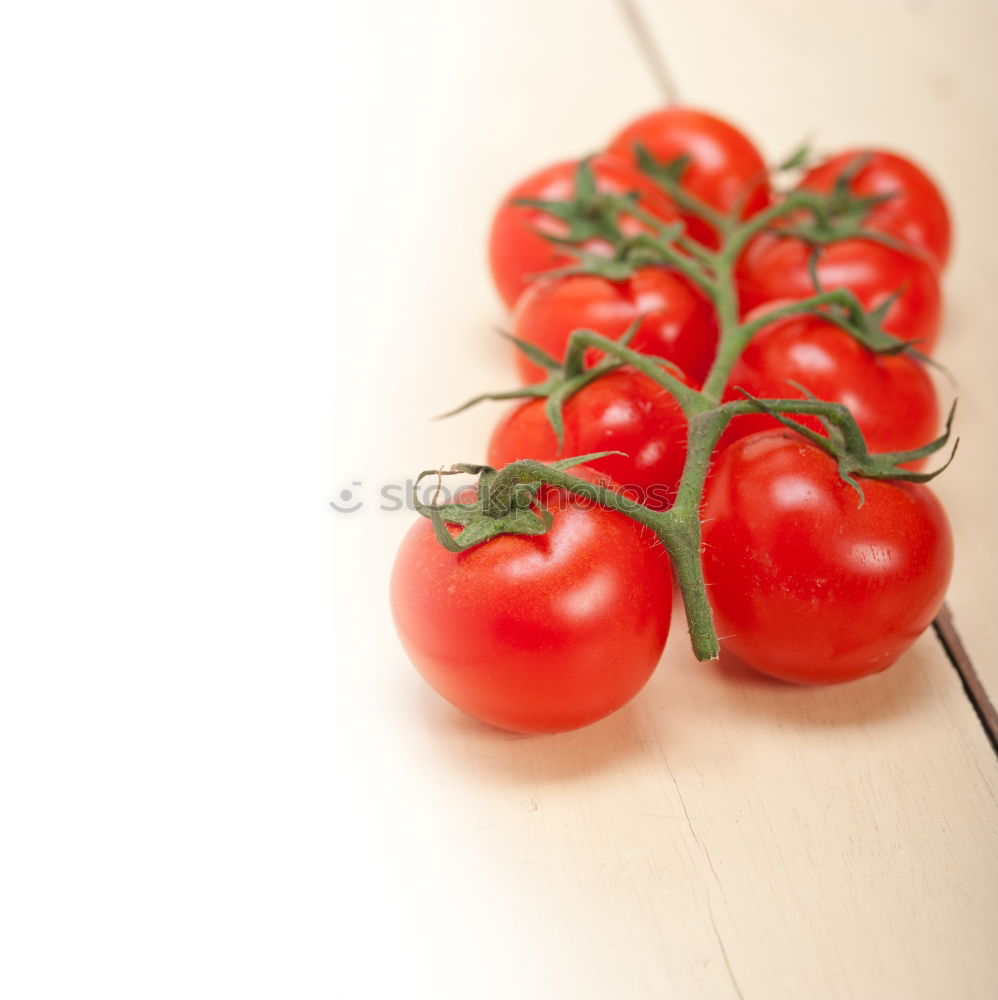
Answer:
[[512, 268, 718, 385], [488, 154, 678, 309], [702, 431, 953, 684], [488, 369, 689, 510], [798, 149, 951, 270], [391, 470, 672, 733], [723, 304, 940, 464], [608, 106, 770, 246]]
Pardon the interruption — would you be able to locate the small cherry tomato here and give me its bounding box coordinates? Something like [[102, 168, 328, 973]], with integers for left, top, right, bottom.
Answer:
[[702, 431, 953, 684], [391, 470, 672, 733], [608, 106, 770, 246], [723, 304, 940, 465], [511, 267, 718, 386], [488, 154, 678, 309], [798, 149, 951, 270], [736, 233, 942, 352], [488, 368, 689, 510]]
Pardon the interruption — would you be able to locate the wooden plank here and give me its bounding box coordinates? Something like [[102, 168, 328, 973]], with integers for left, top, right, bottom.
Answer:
[[330, 598, 998, 998], [327, 2, 998, 997]]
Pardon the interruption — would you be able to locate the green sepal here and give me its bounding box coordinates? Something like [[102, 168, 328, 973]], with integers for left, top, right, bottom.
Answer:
[[436, 331, 562, 419], [820, 292, 950, 376], [414, 453, 627, 553], [443, 322, 665, 452], [631, 144, 734, 234], [734, 389, 959, 505], [512, 158, 630, 249], [634, 145, 691, 185], [772, 154, 902, 247], [782, 380, 835, 436], [437, 382, 551, 420], [411, 462, 495, 517], [774, 141, 813, 172], [762, 287, 934, 363], [513, 193, 625, 247], [527, 247, 639, 283], [734, 386, 867, 494], [542, 356, 623, 448], [546, 451, 625, 471], [494, 328, 561, 372], [428, 503, 553, 554], [856, 400, 960, 478], [806, 245, 824, 293], [835, 151, 872, 185]]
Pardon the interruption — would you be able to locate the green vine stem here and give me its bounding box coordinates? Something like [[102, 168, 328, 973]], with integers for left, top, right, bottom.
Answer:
[[418, 166, 956, 661]]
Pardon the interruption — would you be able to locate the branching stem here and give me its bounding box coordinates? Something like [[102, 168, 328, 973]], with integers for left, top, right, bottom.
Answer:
[[421, 177, 954, 660]]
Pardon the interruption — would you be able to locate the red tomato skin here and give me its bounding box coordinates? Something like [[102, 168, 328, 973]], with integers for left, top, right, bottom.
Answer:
[[798, 150, 951, 270], [702, 431, 953, 685], [736, 233, 942, 352], [390, 477, 672, 733], [488, 154, 678, 309], [487, 369, 688, 511], [512, 268, 718, 386], [608, 107, 770, 246], [723, 306, 940, 465]]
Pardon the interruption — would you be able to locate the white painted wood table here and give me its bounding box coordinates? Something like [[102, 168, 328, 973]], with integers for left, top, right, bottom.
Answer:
[[330, 2, 998, 998]]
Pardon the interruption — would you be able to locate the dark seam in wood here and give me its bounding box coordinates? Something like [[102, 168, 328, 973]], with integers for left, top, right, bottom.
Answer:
[[614, 0, 681, 105], [934, 602, 998, 757]]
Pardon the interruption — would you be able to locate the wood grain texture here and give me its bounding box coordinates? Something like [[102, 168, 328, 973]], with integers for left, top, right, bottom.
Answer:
[[329, 1, 998, 996], [336, 608, 998, 999]]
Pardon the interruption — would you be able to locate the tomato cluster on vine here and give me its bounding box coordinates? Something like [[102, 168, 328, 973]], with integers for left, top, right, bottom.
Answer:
[[391, 106, 955, 734]]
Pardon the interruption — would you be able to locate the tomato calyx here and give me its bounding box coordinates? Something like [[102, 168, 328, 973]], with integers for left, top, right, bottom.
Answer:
[[733, 390, 959, 501], [632, 145, 734, 238], [741, 287, 937, 366], [512, 159, 702, 286], [512, 158, 641, 251], [412, 455, 634, 554], [515, 158, 716, 293], [762, 153, 941, 264], [443, 321, 689, 449], [781, 154, 897, 240]]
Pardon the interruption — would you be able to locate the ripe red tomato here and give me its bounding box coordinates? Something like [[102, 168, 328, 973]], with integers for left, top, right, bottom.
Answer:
[[487, 369, 688, 510], [736, 233, 942, 352], [511, 267, 717, 386], [390, 471, 672, 733], [608, 106, 770, 246], [722, 305, 940, 465], [798, 149, 951, 270], [488, 154, 678, 309], [701, 431, 953, 684]]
